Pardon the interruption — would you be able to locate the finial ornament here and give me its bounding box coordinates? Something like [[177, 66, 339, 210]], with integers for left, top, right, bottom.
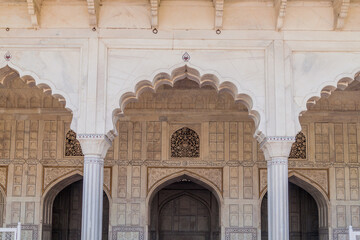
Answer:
[[182, 52, 190, 62], [4, 51, 11, 61]]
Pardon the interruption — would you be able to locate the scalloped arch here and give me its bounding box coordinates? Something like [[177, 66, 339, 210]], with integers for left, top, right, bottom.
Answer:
[[112, 65, 263, 136], [299, 69, 360, 116], [0, 62, 77, 115]]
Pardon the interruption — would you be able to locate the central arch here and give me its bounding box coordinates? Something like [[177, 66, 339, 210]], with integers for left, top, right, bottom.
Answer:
[[147, 174, 222, 240]]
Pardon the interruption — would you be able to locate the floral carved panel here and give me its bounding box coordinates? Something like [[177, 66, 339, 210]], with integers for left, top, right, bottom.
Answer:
[[147, 167, 223, 194]]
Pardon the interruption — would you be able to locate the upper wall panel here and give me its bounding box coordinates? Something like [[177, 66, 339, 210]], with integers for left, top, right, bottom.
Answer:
[[105, 46, 269, 134]]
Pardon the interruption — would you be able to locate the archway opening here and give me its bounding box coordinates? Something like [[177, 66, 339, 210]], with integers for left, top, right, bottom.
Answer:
[[261, 180, 328, 240], [149, 176, 220, 240], [42, 177, 109, 240]]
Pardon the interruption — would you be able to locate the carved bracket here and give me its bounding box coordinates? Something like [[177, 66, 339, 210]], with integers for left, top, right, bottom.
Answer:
[[87, 0, 100, 27], [213, 0, 224, 30], [26, 0, 42, 28], [275, 0, 287, 31], [333, 0, 350, 30], [150, 0, 161, 29]]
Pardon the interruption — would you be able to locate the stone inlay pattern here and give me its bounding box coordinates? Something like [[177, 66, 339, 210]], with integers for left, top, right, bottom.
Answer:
[[112, 226, 144, 240], [289, 132, 306, 159], [171, 127, 200, 158], [65, 130, 83, 156], [225, 227, 257, 240]]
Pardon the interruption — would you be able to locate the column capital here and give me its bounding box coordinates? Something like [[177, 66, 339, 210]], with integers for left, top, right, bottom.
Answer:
[[77, 134, 113, 158], [260, 136, 295, 161]]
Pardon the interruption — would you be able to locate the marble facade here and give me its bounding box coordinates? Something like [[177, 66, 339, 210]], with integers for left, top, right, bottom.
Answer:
[[0, 0, 360, 239]]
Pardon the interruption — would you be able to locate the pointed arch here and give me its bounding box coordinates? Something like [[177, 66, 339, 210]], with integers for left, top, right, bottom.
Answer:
[[110, 65, 263, 137], [260, 173, 330, 239], [146, 171, 223, 224]]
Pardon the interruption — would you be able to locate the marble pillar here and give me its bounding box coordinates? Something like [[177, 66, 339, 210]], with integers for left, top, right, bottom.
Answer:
[[78, 134, 112, 240], [261, 136, 294, 240]]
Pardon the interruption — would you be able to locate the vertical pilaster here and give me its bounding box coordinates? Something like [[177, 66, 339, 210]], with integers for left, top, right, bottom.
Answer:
[[261, 136, 294, 240], [78, 134, 112, 240]]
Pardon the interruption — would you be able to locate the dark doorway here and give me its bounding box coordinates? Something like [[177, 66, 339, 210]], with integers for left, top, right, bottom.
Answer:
[[51, 180, 109, 240], [261, 182, 319, 240], [149, 178, 220, 240]]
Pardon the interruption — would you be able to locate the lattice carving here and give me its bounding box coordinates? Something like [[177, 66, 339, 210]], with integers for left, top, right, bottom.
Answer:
[[289, 132, 306, 159], [171, 127, 200, 158], [65, 130, 83, 156]]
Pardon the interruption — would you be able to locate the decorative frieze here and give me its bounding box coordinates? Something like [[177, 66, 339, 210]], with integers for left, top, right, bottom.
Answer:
[[147, 121, 161, 160], [229, 167, 239, 199], [43, 120, 57, 160], [336, 168, 346, 200], [118, 167, 127, 198], [12, 165, 23, 196], [0, 120, 11, 159], [315, 123, 330, 162], [350, 167, 359, 200], [243, 167, 253, 199], [131, 166, 141, 198], [337, 205, 346, 228], [209, 122, 224, 161], [26, 164, 36, 196], [229, 204, 239, 227], [132, 122, 142, 160]]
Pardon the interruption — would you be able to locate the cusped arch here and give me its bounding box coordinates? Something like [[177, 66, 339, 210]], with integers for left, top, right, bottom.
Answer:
[[298, 69, 360, 115], [0, 63, 78, 129], [111, 64, 263, 136]]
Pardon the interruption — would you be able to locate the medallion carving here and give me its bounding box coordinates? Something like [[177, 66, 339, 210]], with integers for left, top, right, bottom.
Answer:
[[171, 127, 200, 158]]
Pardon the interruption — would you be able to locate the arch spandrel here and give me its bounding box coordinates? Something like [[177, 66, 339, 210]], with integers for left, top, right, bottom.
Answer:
[[109, 63, 265, 138], [292, 50, 360, 131], [259, 168, 330, 202], [146, 168, 224, 206]]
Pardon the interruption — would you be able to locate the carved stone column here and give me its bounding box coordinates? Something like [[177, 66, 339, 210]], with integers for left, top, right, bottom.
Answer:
[[260, 136, 295, 240], [78, 134, 112, 240]]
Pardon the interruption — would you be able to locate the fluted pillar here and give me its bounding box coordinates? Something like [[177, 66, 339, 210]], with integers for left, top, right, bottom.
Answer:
[[78, 134, 112, 240], [260, 136, 295, 240]]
